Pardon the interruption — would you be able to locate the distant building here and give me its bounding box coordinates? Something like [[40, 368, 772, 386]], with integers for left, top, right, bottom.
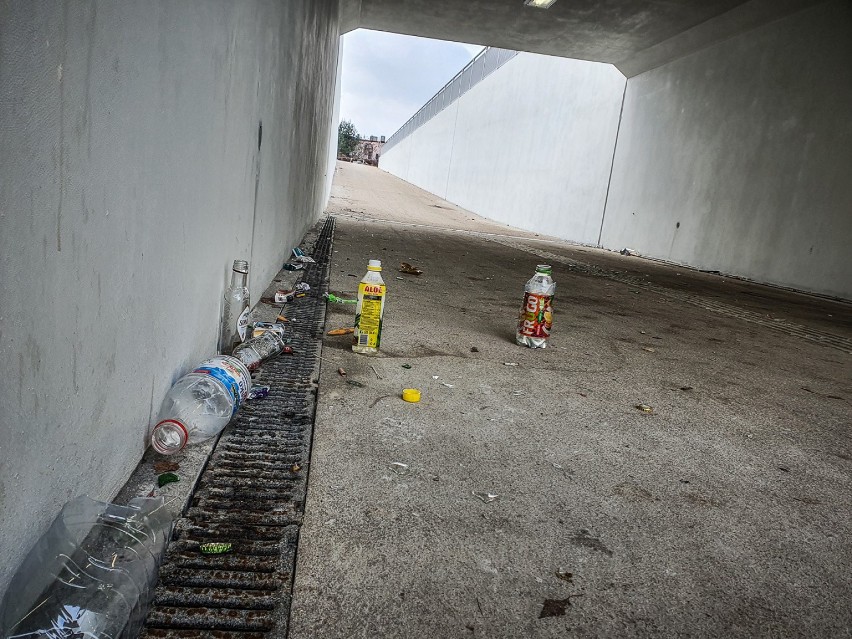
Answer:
[[352, 135, 386, 166]]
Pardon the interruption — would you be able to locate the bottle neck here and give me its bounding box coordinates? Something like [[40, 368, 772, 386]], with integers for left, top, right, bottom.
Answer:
[[231, 270, 248, 288]]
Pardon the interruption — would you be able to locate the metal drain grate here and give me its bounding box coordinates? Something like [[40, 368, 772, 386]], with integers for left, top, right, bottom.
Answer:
[[141, 217, 335, 639]]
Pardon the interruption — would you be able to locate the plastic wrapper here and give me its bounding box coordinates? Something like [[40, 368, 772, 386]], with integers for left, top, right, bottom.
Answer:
[[1, 496, 173, 639]]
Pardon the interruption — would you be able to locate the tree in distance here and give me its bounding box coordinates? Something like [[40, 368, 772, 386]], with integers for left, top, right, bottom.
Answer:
[[337, 120, 360, 157]]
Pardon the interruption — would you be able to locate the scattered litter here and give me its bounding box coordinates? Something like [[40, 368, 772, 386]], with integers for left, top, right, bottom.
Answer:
[[346, 379, 365, 388], [640, 331, 647, 334], [402, 388, 421, 403], [282, 263, 305, 271], [539, 598, 573, 619], [642, 347, 655, 353], [441, 382, 454, 388], [503, 362, 519, 367], [399, 262, 423, 276], [291, 463, 301, 473], [432, 375, 439, 380], [247, 385, 270, 400], [325, 292, 357, 304], [276, 315, 290, 322], [551, 463, 563, 470], [512, 391, 525, 396], [291, 248, 316, 263], [778, 466, 790, 472], [370, 365, 381, 380], [578, 392, 588, 397], [390, 462, 410, 476], [635, 403, 654, 413], [472, 491, 500, 504], [395, 276, 404, 280], [401, 363, 412, 369], [470, 347, 479, 353], [199, 542, 232, 555], [153, 461, 179, 473], [251, 322, 287, 338], [680, 386, 693, 391], [554, 570, 573, 583], [157, 472, 179, 488], [328, 327, 355, 336], [338, 367, 347, 376], [620, 248, 639, 256]]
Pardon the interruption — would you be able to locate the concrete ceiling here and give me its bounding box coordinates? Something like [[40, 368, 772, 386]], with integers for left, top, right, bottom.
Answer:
[[341, 0, 824, 76]]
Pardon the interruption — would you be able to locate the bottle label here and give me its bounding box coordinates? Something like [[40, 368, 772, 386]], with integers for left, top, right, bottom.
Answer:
[[518, 293, 553, 338], [192, 356, 251, 415], [354, 282, 386, 348], [237, 307, 251, 342]]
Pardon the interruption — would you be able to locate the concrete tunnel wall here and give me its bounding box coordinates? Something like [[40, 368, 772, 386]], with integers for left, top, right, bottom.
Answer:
[[380, 53, 626, 246], [0, 0, 340, 598], [380, 0, 852, 299]]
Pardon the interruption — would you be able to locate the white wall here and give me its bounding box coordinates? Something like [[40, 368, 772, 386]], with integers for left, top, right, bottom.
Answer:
[[0, 0, 340, 598], [381, 53, 626, 245], [602, 0, 852, 298]]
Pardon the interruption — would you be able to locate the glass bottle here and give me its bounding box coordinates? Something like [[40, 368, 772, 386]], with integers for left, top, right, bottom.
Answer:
[[219, 260, 250, 354]]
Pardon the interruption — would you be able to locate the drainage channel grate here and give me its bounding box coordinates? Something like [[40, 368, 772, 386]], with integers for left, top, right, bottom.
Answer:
[[141, 217, 334, 639]]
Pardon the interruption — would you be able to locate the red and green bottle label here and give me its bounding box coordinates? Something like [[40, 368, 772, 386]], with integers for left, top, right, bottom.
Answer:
[[518, 293, 553, 338]]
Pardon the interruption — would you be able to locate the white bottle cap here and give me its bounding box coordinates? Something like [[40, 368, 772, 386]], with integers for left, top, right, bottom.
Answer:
[[368, 259, 382, 271]]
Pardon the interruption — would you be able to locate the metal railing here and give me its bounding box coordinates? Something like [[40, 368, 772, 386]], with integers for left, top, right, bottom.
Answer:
[[382, 46, 518, 155]]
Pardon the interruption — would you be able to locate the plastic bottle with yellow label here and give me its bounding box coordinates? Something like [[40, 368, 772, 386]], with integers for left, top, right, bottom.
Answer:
[[353, 259, 386, 354]]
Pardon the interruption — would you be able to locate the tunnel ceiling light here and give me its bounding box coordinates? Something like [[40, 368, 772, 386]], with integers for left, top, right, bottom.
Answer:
[[524, 0, 557, 8]]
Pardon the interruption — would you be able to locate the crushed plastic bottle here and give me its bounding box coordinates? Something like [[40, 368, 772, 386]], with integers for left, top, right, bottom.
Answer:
[[353, 259, 386, 355], [0, 495, 172, 639], [516, 264, 555, 348], [219, 259, 250, 354], [232, 331, 287, 372], [150, 355, 251, 455]]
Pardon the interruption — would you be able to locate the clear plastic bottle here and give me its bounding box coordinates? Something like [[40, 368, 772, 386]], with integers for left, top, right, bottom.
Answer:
[[232, 331, 287, 372], [150, 355, 251, 455], [219, 259, 250, 354], [353, 259, 386, 355], [516, 264, 556, 348], [0, 495, 172, 639]]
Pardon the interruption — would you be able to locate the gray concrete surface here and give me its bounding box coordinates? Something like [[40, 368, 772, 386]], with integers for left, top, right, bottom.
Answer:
[[380, 53, 625, 247], [346, 0, 821, 76], [289, 162, 852, 637], [0, 0, 339, 599]]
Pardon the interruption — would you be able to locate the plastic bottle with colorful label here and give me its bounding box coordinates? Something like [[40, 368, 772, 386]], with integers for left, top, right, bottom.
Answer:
[[150, 355, 251, 454], [516, 264, 555, 348], [353, 259, 386, 354]]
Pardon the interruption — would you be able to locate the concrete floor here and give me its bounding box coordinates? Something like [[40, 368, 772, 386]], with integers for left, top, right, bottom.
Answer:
[[289, 163, 852, 638]]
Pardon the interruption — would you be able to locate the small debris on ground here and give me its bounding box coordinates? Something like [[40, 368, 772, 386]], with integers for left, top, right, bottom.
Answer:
[[642, 347, 655, 353], [470, 347, 479, 353], [441, 382, 454, 388], [635, 403, 654, 413], [157, 473, 179, 487], [472, 491, 500, 504], [291, 463, 301, 472], [504, 362, 519, 367], [390, 462, 410, 476], [401, 388, 421, 403], [338, 367, 347, 376], [282, 263, 305, 271], [199, 542, 232, 555], [401, 364, 412, 369], [539, 598, 574, 618], [328, 327, 355, 336], [153, 461, 179, 473], [432, 375, 439, 380], [247, 385, 270, 400], [325, 292, 356, 304], [680, 386, 693, 391], [347, 379, 366, 388], [554, 570, 573, 583], [399, 262, 423, 276]]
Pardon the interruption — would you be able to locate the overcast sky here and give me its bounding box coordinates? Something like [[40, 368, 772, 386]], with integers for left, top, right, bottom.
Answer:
[[340, 29, 484, 140]]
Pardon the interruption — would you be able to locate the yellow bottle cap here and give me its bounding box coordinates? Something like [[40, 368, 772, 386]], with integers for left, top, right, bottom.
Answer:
[[401, 388, 421, 403]]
